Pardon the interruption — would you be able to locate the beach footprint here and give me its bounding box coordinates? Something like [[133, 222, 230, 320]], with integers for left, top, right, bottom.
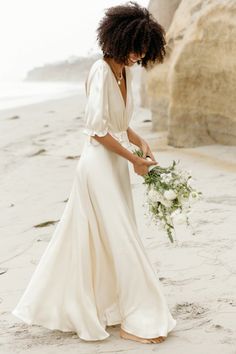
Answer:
[[173, 301, 209, 319]]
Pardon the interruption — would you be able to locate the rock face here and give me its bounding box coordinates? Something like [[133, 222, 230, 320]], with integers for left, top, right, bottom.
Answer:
[[148, 0, 182, 31], [144, 0, 236, 147], [140, 0, 181, 113]]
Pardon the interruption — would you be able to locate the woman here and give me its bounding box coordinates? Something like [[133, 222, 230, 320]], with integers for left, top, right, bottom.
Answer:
[[12, 1, 177, 345]]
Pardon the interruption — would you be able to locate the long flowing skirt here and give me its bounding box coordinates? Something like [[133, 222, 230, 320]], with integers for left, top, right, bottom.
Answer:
[[12, 136, 177, 341]]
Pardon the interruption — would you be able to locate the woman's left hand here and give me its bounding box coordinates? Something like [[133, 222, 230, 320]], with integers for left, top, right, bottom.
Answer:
[[139, 139, 157, 163]]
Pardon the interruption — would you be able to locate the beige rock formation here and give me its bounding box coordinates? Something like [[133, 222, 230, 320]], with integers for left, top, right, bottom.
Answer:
[[140, 0, 181, 111], [144, 0, 236, 147], [148, 0, 182, 31]]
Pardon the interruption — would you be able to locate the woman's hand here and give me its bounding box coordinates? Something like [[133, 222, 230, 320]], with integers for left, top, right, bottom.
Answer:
[[139, 138, 157, 162], [133, 155, 158, 176], [127, 127, 157, 162]]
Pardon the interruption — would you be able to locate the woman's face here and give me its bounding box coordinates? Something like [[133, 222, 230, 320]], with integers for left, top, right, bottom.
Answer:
[[127, 52, 146, 66]]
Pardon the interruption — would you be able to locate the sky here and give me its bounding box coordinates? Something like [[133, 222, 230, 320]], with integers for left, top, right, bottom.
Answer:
[[0, 0, 149, 81]]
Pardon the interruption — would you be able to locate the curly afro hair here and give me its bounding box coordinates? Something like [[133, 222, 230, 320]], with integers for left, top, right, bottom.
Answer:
[[96, 1, 166, 68]]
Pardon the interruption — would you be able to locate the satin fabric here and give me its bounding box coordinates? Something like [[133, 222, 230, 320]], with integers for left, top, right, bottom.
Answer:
[[12, 59, 177, 341]]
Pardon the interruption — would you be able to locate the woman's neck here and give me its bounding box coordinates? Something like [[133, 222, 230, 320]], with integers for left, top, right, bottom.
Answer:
[[105, 57, 124, 75]]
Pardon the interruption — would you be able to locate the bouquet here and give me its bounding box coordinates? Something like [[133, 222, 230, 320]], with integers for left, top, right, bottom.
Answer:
[[133, 148, 202, 243]]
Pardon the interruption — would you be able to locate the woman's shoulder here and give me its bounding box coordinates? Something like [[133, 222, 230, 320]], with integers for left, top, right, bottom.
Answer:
[[85, 59, 109, 95], [88, 58, 109, 77]]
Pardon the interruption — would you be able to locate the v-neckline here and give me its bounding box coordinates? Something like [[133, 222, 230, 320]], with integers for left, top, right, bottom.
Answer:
[[101, 58, 128, 109]]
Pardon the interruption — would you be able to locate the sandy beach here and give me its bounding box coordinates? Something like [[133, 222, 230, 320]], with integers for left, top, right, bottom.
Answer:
[[1, 90, 236, 354]]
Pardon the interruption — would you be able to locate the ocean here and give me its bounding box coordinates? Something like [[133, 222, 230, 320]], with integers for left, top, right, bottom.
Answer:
[[0, 81, 84, 111]]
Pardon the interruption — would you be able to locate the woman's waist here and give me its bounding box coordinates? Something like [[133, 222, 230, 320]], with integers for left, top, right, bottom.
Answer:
[[109, 129, 128, 141], [109, 129, 132, 148], [83, 128, 132, 149]]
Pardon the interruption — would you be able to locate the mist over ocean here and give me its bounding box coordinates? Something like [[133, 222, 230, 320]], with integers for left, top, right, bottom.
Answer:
[[0, 81, 84, 112]]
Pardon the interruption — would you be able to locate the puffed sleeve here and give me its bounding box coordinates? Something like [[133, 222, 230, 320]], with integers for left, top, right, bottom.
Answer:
[[82, 61, 110, 137]]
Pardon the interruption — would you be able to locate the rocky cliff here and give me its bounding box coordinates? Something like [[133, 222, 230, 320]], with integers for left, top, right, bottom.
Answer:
[[144, 0, 236, 147]]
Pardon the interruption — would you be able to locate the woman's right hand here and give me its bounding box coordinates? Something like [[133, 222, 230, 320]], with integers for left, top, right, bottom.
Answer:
[[132, 156, 158, 176]]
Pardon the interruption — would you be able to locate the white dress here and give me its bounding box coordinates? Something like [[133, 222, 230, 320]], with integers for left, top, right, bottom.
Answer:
[[12, 58, 177, 341]]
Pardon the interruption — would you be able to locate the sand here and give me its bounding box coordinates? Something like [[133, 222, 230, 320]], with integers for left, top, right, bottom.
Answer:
[[0, 87, 236, 354]]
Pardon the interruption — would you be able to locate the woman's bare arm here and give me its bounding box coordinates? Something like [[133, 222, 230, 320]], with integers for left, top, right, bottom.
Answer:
[[126, 126, 143, 147], [91, 133, 138, 164], [90, 132, 157, 176], [126, 126, 157, 162]]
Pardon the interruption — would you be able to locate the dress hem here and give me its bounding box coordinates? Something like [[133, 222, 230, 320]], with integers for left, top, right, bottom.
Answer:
[[11, 308, 177, 342]]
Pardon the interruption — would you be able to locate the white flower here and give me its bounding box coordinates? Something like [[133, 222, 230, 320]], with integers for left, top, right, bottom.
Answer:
[[161, 173, 172, 183], [161, 198, 173, 208], [148, 189, 173, 208], [164, 190, 177, 200], [148, 189, 162, 203]]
